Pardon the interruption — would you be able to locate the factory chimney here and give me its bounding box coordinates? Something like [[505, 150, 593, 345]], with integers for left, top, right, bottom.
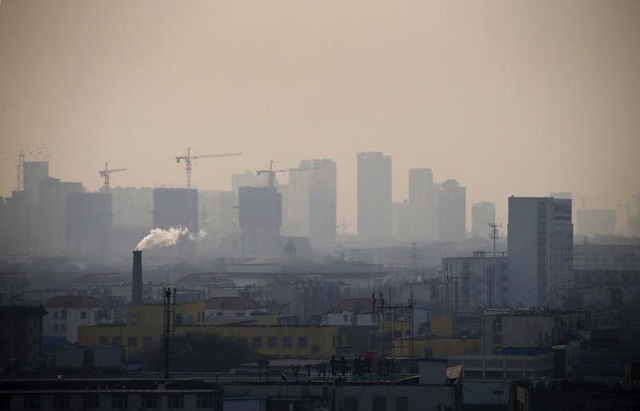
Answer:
[[132, 250, 143, 304]]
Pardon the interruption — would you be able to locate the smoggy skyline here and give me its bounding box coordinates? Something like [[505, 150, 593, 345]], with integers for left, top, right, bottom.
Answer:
[[1, 1, 639, 232]]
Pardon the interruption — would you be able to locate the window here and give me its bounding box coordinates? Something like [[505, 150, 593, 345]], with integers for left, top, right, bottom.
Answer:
[[112, 395, 128, 409], [53, 324, 58, 332], [395, 397, 408, 411], [24, 395, 40, 410], [113, 336, 123, 346], [60, 324, 67, 332], [252, 336, 262, 348], [197, 395, 213, 408], [311, 345, 319, 354], [141, 394, 159, 408], [128, 336, 137, 347], [54, 311, 58, 319], [283, 336, 292, 347], [0, 396, 10, 410], [298, 337, 307, 348], [268, 337, 277, 348], [143, 336, 153, 348], [83, 395, 99, 409], [54, 394, 70, 409], [81, 311, 87, 319], [168, 394, 184, 409], [60, 310, 67, 319], [99, 335, 108, 345]]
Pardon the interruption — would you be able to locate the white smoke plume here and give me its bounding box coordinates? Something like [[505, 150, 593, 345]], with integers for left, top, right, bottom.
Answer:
[[188, 229, 207, 242], [135, 227, 189, 251]]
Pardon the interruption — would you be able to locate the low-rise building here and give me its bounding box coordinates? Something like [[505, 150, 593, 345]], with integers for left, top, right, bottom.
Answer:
[[0, 378, 223, 411], [0, 304, 46, 371], [510, 379, 640, 411], [79, 322, 345, 360], [204, 296, 259, 320], [44, 295, 102, 343]]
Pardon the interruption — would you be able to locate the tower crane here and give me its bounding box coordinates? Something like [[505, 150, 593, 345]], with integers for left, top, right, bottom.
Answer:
[[176, 147, 242, 189], [256, 160, 313, 188], [99, 162, 127, 190]]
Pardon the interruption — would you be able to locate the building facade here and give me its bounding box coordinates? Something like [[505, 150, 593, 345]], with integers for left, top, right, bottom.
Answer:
[[437, 179, 466, 242], [507, 196, 573, 307], [357, 152, 392, 243], [471, 202, 495, 239], [65, 192, 112, 261], [441, 253, 508, 310], [238, 186, 282, 257], [43, 295, 101, 344], [408, 168, 436, 241]]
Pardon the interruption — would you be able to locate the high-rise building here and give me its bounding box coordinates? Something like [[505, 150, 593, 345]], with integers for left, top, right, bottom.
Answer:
[[238, 186, 282, 258], [393, 200, 412, 241], [232, 171, 269, 192], [152, 188, 198, 256], [65, 192, 112, 261], [38, 178, 83, 256], [282, 159, 337, 247], [198, 190, 238, 251], [110, 187, 153, 258], [308, 159, 337, 249], [23, 161, 49, 206], [507, 196, 573, 307], [23, 161, 49, 255], [408, 168, 436, 241], [357, 152, 392, 243], [471, 202, 495, 239], [437, 180, 466, 242]]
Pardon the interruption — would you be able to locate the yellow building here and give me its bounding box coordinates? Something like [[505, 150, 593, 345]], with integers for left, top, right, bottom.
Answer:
[[391, 336, 480, 359], [430, 314, 453, 338], [79, 305, 343, 360]]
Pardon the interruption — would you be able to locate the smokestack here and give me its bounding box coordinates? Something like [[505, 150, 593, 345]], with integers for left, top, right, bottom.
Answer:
[[132, 250, 142, 304]]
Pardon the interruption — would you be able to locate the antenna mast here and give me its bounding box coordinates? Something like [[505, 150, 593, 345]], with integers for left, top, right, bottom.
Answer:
[[489, 222, 502, 258]]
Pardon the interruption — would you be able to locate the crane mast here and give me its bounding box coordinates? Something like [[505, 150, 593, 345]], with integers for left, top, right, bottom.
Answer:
[[175, 147, 241, 189], [99, 162, 127, 191], [256, 160, 314, 188]]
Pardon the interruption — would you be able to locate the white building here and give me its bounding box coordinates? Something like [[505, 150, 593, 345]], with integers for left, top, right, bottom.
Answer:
[[507, 197, 573, 307], [44, 295, 102, 343], [204, 296, 258, 321]]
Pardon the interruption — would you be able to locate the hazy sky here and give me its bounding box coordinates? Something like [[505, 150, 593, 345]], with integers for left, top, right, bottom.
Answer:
[[1, 1, 639, 232]]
